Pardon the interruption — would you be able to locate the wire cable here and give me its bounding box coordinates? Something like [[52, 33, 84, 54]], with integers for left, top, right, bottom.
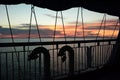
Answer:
[[32, 5, 42, 42], [104, 18, 119, 64], [28, 5, 33, 47], [81, 7, 86, 47], [111, 19, 119, 39], [27, 5, 33, 79], [96, 14, 106, 40], [53, 11, 58, 42], [5, 5, 23, 79], [61, 11, 67, 41], [74, 7, 80, 41], [52, 11, 58, 75], [103, 14, 106, 41], [5, 5, 16, 51]]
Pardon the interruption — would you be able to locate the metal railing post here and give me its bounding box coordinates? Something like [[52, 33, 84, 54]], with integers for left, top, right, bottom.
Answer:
[[87, 47, 92, 68]]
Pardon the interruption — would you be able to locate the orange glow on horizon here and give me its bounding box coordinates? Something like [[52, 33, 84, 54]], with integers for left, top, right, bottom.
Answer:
[[0, 21, 119, 38]]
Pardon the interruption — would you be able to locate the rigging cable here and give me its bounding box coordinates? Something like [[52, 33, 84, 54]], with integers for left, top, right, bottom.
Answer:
[[104, 18, 119, 64], [61, 11, 67, 41], [81, 7, 89, 68], [96, 14, 106, 40], [5, 5, 23, 78], [53, 11, 58, 42], [100, 14, 108, 64], [110, 18, 119, 39], [52, 11, 58, 75], [28, 5, 33, 49], [60, 11, 67, 72], [5, 5, 16, 51], [31, 6, 43, 78], [32, 5, 41, 79], [73, 7, 80, 68], [74, 7, 80, 42], [81, 7, 86, 47], [32, 5, 42, 42], [103, 14, 106, 43], [92, 13, 106, 66], [28, 5, 42, 44], [27, 5, 43, 78], [27, 5, 34, 79], [28, 5, 42, 53]]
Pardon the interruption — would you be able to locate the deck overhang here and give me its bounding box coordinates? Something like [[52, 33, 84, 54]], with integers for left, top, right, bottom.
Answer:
[[0, 0, 120, 17]]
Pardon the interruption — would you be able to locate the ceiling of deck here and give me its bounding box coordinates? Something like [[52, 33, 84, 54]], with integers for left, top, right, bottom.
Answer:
[[0, 0, 120, 17]]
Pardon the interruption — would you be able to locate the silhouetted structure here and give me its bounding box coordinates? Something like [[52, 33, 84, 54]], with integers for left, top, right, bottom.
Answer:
[[0, 0, 120, 80]]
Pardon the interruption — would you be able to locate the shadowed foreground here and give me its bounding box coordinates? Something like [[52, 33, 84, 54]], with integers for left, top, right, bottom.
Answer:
[[58, 66, 120, 80]]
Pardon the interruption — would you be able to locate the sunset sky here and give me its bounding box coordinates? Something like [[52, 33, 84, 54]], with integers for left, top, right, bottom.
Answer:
[[0, 4, 119, 39]]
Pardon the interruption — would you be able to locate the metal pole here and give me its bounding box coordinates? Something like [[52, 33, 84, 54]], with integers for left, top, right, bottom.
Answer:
[[115, 17, 120, 65]]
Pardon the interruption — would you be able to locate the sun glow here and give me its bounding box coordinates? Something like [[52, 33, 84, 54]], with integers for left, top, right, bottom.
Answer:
[[0, 4, 119, 39]]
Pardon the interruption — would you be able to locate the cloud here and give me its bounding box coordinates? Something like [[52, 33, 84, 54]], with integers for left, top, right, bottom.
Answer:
[[86, 31, 97, 36], [85, 25, 118, 31], [97, 19, 118, 23], [0, 27, 62, 38], [0, 22, 118, 38], [44, 14, 66, 19], [67, 21, 82, 25], [14, 24, 36, 29], [0, 28, 28, 34], [15, 24, 52, 29], [84, 26, 100, 30]]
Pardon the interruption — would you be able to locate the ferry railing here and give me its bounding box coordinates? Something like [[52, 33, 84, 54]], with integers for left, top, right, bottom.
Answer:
[[0, 39, 117, 80]]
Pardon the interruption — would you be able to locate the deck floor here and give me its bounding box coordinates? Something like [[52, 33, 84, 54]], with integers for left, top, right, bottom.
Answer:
[[58, 66, 120, 80]]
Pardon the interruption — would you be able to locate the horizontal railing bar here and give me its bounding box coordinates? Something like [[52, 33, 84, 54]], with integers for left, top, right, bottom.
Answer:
[[0, 39, 116, 47]]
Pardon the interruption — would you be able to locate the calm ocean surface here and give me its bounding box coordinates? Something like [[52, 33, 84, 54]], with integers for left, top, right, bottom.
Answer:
[[0, 37, 98, 43]]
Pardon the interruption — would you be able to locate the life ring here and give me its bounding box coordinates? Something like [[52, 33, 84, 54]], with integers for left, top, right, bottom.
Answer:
[[58, 45, 74, 75], [28, 47, 49, 60], [58, 45, 74, 62], [28, 47, 50, 79]]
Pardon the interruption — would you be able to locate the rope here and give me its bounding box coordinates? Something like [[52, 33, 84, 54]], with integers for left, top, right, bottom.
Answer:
[[5, 5, 23, 78], [28, 5, 42, 51], [28, 5, 33, 47], [74, 7, 80, 41], [53, 11, 66, 41], [32, 5, 42, 42], [73, 7, 80, 48], [111, 19, 119, 39], [52, 11, 58, 75], [96, 14, 106, 40], [27, 5, 34, 79], [81, 7, 88, 68], [53, 11, 58, 42], [27, 5, 43, 79], [28, 5, 41, 43], [81, 7, 86, 47], [61, 11, 67, 41], [60, 11, 67, 72], [5, 5, 16, 48], [104, 18, 119, 64], [103, 14, 106, 40]]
